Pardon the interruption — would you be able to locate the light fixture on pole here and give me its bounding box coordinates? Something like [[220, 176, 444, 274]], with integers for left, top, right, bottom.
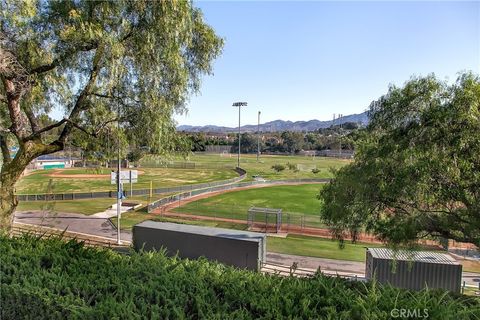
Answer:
[[257, 111, 261, 162], [232, 102, 247, 168]]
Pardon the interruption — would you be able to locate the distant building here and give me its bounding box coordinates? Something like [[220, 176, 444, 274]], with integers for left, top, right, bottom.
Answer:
[[31, 155, 80, 170]]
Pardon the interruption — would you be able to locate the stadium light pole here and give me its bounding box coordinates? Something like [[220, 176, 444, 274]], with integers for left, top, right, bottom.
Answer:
[[116, 103, 121, 245], [232, 102, 247, 168], [257, 111, 261, 162]]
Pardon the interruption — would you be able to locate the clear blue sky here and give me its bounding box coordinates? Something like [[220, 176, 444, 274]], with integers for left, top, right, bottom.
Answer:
[[176, 0, 479, 127]]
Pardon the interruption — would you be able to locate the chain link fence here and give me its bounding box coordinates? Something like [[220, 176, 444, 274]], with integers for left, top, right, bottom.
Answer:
[[17, 168, 247, 202]]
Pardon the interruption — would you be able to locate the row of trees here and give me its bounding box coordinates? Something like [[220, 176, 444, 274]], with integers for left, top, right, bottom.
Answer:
[[232, 130, 356, 154], [185, 125, 358, 154]]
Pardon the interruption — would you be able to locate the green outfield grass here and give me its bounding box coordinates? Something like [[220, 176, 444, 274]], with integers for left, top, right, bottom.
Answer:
[[16, 194, 170, 215], [16, 198, 118, 215], [166, 153, 349, 181], [267, 234, 383, 262], [171, 183, 325, 221], [15, 167, 237, 194], [17, 154, 346, 194]]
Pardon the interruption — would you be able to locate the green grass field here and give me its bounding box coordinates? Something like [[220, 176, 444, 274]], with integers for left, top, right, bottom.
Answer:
[[171, 183, 325, 220], [15, 167, 237, 194], [268, 234, 383, 262], [16, 154, 347, 194], [16, 194, 170, 215], [163, 153, 349, 181]]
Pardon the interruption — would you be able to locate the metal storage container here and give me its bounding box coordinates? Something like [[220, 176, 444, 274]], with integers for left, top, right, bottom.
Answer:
[[365, 248, 462, 292], [133, 221, 266, 271]]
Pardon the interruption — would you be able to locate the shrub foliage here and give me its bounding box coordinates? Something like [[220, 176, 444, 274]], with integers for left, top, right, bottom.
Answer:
[[1, 235, 479, 319]]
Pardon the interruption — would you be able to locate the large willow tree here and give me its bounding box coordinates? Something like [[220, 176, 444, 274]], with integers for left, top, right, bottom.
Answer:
[[319, 73, 480, 247], [0, 0, 223, 229]]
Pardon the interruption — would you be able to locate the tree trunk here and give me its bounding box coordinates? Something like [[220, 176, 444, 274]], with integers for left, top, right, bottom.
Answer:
[[0, 172, 18, 232], [0, 140, 61, 232], [0, 161, 26, 232]]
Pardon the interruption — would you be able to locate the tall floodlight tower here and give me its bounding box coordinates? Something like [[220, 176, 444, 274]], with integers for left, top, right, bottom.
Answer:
[[232, 102, 247, 168], [257, 111, 261, 162]]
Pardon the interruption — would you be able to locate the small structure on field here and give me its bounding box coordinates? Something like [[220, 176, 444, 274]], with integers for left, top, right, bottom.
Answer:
[[32, 155, 79, 169], [133, 221, 266, 271], [247, 207, 282, 233], [365, 248, 462, 293]]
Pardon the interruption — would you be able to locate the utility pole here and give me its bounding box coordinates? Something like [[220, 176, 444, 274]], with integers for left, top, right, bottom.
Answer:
[[339, 114, 343, 158], [116, 102, 122, 245], [257, 111, 261, 162], [232, 102, 247, 168]]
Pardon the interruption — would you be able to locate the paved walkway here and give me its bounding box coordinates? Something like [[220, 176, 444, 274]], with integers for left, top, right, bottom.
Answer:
[[90, 205, 135, 218], [14, 211, 132, 242], [267, 252, 365, 274]]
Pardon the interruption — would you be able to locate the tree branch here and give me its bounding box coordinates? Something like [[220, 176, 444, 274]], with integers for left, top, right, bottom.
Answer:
[[0, 134, 11, 165], [24, 118, 67, 141], [64, 118, 94, 137], [56, 46, 103, 144], [24, 108, 40, 133], [29, 42, 98, 75], [2, 77, 29, 139], [93, 118, 121, 135], [91, 91, 141, 105], [29, 25, 134, 75]]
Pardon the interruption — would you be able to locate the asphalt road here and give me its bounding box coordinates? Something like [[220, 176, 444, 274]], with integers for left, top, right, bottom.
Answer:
[[14, 211, 132, 242]]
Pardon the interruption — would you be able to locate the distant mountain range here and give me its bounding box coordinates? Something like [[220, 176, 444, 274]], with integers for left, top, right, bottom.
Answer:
[[177, 111, 369, 133]]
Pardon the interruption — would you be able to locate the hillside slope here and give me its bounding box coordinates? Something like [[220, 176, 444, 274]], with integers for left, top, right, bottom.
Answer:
[[178, 111, 368, 132]]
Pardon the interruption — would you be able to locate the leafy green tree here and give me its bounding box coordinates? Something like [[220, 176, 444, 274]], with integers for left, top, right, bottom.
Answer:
[[281, 131, 304, 153], [231, 133, 264, 154], [0, 0, 223, 229], [264, 135, 284, 153], [187, 133, 207, 152], [319, 73, 480, 247]]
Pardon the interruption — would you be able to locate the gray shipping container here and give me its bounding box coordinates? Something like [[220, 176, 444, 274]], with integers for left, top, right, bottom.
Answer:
[[365, 248, 462, 292], [133, 221, 267, 271]]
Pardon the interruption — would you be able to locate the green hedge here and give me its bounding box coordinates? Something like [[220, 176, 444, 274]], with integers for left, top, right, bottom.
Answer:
[[1, 235, 479, 319]]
